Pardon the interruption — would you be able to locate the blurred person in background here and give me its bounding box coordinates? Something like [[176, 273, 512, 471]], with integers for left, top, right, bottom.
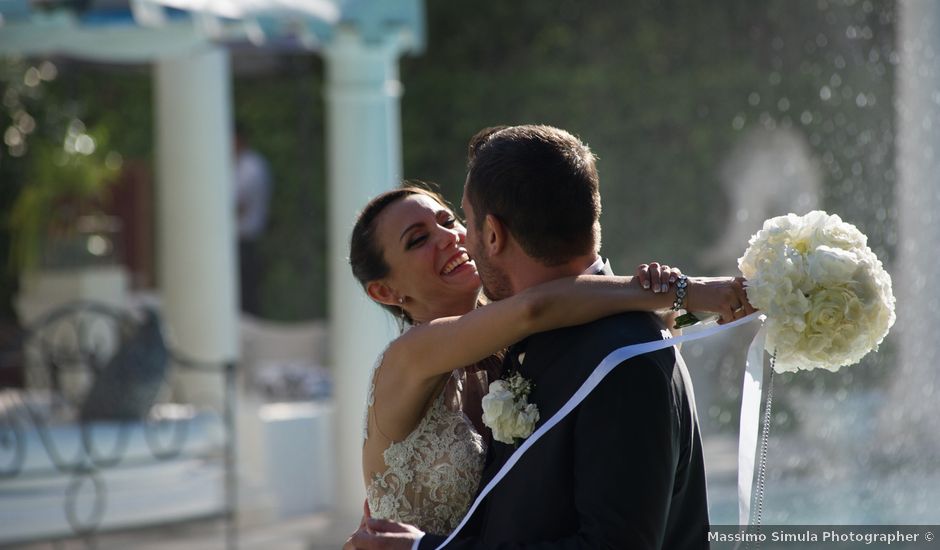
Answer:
[[233, 122, 271, 317]]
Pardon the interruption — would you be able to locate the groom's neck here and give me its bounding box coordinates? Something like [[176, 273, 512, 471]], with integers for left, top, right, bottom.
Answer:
[[509, 253, 600, 294]]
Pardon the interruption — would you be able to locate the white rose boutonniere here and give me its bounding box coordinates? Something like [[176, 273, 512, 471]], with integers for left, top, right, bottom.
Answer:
[[482, 372, 539, 445]]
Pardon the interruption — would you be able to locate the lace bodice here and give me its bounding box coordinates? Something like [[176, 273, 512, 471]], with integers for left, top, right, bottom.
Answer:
[[363, 358, 487, 536]]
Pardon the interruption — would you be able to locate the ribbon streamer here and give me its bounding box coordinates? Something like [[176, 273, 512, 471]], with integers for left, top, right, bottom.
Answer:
[[435, 312, 765, 549], [738, 322, 767, 526]]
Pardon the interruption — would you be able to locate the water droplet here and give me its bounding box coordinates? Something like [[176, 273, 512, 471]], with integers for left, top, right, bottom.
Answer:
[[4, 126, 22, 147], [759, 112, 776, 130], [75, 134, 96, 155], [856, 93, 868, 108], [67, 119, 86, 137], [820, 86, 832, 100], [748, 92, 761, 106], [23, 67, 40, 87], [105, 151, 123, 170], [732, 114, 746, 130], [38, 60, 57, 81], [86, 235, 111, 256], [16, 115, 34, 136], [778, 97, 791, 112], [801, 111, 814, 125]]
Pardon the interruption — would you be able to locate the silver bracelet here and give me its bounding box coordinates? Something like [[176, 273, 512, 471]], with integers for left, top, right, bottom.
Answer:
[[671, 275, 689, 311]]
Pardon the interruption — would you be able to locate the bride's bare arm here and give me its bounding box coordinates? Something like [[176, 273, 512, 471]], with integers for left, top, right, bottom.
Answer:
[[384, 274, 751, 385]]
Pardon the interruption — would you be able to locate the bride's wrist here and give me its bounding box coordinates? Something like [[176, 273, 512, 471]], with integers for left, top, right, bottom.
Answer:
[[670, 275, 690, 312], [679, 277, 700, 312]]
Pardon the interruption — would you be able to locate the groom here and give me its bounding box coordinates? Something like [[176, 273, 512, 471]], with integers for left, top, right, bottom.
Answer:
[[350, 125, 710, 549]]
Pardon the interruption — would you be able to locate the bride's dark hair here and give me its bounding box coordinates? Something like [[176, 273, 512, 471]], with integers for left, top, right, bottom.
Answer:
[[349, 183, 455, 326]]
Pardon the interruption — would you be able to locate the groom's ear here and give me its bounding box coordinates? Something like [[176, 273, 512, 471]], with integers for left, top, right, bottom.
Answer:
[[484, 214, 508, 255], [365, 281, 399, 307]]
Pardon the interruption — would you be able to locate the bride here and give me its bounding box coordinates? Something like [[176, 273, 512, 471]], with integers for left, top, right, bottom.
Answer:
[[348, 185, 752, 536]]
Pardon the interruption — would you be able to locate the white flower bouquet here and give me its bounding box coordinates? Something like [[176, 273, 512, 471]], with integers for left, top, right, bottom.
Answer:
[[737, 210, 896, 373]]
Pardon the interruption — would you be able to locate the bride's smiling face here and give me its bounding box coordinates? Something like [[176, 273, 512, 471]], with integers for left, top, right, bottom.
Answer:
[[368, 194, 482, 323]]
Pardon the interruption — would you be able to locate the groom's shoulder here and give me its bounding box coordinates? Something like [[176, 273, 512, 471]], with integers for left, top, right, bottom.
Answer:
[[524, 311, 672, 372], [549, 311, 675, 373], [579, 310, 668, 349], [574, 312, 679, 392]]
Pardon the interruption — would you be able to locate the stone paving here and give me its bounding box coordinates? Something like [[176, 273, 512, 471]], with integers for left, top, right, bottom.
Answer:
[[6, 514, 353, 550]]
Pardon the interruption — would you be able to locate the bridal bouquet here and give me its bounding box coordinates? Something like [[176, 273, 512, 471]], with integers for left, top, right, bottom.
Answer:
[[737, 211, 895, 373]]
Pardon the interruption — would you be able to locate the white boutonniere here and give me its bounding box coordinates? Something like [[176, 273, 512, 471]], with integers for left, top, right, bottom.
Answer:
[[482, 372, 539, 445]]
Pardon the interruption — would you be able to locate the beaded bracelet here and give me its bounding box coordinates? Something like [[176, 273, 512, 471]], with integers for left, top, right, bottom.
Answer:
[[671, 275, 689, 311]]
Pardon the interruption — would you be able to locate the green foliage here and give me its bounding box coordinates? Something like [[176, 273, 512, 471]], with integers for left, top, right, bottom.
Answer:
[[402, 0, 896, 276], [1, 59, 130, 293], [8, 125, 120, 269]]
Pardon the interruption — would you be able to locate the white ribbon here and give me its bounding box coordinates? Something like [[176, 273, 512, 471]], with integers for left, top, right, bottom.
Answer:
[[435, 312, 764, 550], [737, 321, 767, 526]]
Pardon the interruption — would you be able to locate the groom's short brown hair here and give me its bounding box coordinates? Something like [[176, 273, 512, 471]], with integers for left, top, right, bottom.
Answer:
[[465, 125, 601, 266]]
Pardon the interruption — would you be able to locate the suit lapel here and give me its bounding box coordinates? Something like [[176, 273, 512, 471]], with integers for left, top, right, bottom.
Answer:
[[478, 259, 612, 487]]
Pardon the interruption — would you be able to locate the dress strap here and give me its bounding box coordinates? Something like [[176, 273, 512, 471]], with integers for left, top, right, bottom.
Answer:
[[363, 353, 384, 441], [364, 353, 449, 444]]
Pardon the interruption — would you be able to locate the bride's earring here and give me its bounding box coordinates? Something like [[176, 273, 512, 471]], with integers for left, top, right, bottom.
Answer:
[[397, 296, 406, 333]]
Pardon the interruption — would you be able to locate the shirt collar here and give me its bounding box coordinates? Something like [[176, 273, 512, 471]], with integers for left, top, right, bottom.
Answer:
[[583, 256, 609, 275], [515, 256, 608, 367]]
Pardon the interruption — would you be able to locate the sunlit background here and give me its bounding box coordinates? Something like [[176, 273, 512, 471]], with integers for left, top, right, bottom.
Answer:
[[1, 0, 938, 546]]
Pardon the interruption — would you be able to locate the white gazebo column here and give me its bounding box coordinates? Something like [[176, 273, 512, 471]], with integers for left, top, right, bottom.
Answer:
[[154, 47, 239, 407], [889, 1, 940, 442], [324, 29, 404, 519]]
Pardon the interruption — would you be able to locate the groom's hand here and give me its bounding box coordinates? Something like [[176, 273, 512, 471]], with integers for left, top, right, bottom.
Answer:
[[343, 518, 423, 550], [687, 276, 756, 323]]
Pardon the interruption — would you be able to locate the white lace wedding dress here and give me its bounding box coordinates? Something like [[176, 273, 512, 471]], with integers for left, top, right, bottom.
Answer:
[[363, 359, 487, 535]]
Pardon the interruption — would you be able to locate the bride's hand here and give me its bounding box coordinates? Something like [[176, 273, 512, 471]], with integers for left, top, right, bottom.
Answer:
[[344, 518, 423, 550], [685, 276, 756, 324], [635, 262, 683, 293]]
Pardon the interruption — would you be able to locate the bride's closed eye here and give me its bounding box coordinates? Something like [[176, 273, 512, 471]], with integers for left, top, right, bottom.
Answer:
[[405, 213, 458, 250], [437, 209, 458, 228], [406, 233, 428, 249]]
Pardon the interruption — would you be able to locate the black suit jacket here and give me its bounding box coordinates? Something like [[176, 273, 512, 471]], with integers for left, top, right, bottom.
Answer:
[[419, 274, 710, 549]]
